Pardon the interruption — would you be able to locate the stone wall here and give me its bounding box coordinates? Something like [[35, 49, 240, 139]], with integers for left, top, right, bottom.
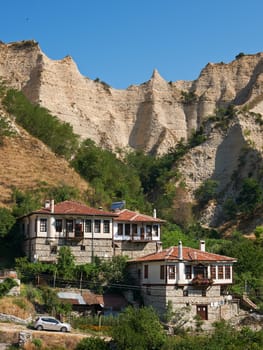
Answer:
[[114, 241, 160, 259], [140, 284, 239, 324], [24, 237, 158, 264]]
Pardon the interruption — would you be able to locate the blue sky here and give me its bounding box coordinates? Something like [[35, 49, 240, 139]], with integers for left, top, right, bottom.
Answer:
[[1, 0, 263, 89]]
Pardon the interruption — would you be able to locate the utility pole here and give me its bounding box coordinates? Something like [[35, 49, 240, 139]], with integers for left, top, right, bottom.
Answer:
[[53, 270, 57, 288], [79, 270, 83, 292], [91, 219, 94, 263]]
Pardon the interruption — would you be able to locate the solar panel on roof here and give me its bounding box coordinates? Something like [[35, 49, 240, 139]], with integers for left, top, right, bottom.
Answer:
[[111, 201, 126, 211]]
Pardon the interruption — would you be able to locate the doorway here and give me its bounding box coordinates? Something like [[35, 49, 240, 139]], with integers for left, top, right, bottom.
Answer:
[[196, 304, 208, 320]]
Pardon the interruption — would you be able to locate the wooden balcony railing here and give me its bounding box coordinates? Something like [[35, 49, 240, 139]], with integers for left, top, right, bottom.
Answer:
[[192, 276, 213, 287], [65, 231, 84, 241], [131, 233, 153, 241]]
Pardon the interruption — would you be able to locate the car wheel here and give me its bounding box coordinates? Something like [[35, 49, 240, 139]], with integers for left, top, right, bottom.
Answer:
[[36, 325, 43, 331], [61, 327, 67, 332]]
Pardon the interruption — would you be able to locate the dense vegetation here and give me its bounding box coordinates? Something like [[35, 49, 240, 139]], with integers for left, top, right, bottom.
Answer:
[[74, 316, 263, 350], [3, 88, 79, 159], [0, 84, 263, 310], [15, 247, 132, 295]]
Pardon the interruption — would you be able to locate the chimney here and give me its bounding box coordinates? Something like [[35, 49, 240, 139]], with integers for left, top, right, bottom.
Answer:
[[44, 200, 50, 209], [51, 199, 55, 213], [178, 241, 183, 260], [199, 240, 205, 252], [153, 208, 157, 218], [45, 199, 54, 212]]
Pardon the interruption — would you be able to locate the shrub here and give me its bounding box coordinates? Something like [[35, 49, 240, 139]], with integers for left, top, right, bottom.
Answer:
[[181, 90, 198, 104], [236, 52, 245, 59], [0, 278, 18, 297], [0, 115, 15, 145], [110, 306, 166, 350], [195, 179, 219, 207], [75, 337, 110, 350]]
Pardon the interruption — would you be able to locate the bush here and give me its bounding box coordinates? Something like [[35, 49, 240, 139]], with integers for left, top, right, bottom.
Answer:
[[75, 337, 110, 350], [195, 179, 219, 207], [237, 178, 263, 214], [236, 52, 245, 59], [0, 115, 15, 145], [181, 90, 198, 104], [110, 306, 166, 350], [0, 278, 18, 297]]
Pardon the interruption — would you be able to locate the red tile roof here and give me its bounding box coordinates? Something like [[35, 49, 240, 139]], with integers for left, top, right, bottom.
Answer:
[[30, 200, 117, 217], [129, 246, 236, 263], [114, 209, 165, 223]]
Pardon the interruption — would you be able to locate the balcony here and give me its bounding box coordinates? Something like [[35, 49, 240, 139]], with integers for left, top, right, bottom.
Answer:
[[192, 275, 213, 287], [65, 231, 84, 241], [131, 233, 154, 242]]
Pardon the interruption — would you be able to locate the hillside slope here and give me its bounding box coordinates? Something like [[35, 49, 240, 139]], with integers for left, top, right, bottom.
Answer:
[[0, 120, 89, 207]]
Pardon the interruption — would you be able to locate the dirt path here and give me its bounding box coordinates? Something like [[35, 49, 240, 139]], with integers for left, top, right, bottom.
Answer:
[[0, 322, 88, 348]]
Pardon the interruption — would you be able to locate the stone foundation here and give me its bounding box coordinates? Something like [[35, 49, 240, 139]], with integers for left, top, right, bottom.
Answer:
[[140, 284, 239, 324], [24, 237, 158, 264]]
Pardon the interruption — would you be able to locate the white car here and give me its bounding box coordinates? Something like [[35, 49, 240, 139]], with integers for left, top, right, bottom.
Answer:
[[34, 316, 71, 332]]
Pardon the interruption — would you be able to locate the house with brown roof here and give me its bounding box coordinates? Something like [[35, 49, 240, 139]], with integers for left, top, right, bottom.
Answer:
[[57, 290, 128, 315], [112, 208, 164, 259], [20, 200, 164, 263], [128, 240, 239, 323]]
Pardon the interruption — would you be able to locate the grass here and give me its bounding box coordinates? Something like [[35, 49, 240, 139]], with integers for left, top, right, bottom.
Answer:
[[0, 296, 35, 319]]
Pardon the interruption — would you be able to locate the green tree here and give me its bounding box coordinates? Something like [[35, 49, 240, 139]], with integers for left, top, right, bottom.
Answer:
[[39, 286, 71, 316], [56, 246, 76, 280], [72, 139, 146, 210], [100, 255, 132, 290], [237, 178, 263, 214], [3, 88, 79, 159], [236, 52, 245, 59], [223, 197, 238, 220], [111, 306, 166, 350], [161, 223, 197, 249], [11, 188, 41, 217], [15, 257, 55, 282], [0, 208, 16, 238], [47, 184, 80, 202], [218, 233, 263, 303], [195, 179, 219, 207], [181, 90, 198, 104]]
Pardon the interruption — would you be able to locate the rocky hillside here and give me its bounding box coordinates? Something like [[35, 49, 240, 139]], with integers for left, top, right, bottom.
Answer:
[[1, 41, 263, 154], [0, 40, 263, 227]]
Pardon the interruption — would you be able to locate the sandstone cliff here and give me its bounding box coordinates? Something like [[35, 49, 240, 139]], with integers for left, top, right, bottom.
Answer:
[[1, 40, 263, 227], [1, 41, 263, 156]]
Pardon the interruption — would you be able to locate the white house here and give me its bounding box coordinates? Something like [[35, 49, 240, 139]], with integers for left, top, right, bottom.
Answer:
[[112, 208, 164, 258], [20, 200, 164, 263], [128, 240, 238, 322]]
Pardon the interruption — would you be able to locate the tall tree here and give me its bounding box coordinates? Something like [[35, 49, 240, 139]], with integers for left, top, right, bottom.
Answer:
[[111, 306, 165, 350], [56, 246, 76, 280]]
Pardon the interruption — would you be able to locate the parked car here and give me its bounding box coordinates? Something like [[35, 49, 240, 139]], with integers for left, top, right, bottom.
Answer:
[[34, 316, 71, 332]]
